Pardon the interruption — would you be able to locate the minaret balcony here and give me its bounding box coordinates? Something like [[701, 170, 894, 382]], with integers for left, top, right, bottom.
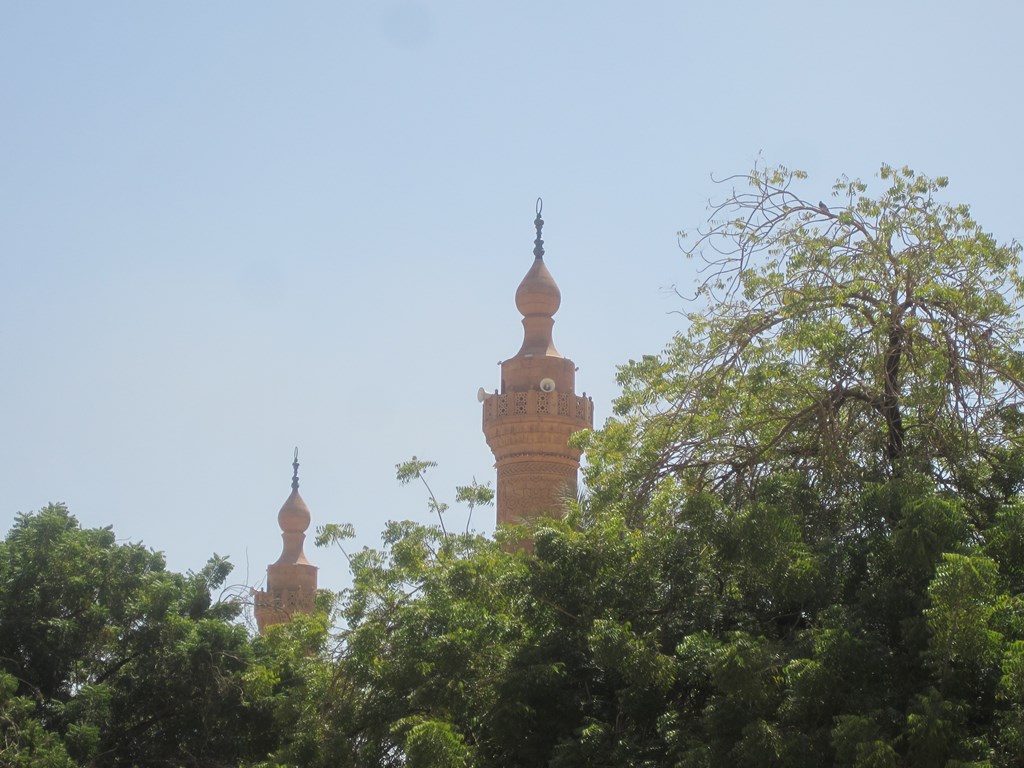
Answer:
[[483, 390, 593, 429]]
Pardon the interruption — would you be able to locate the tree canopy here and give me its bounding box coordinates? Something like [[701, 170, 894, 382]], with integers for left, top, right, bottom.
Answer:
[[584, 165, 1024, 509], [0, 504, 280, 766]]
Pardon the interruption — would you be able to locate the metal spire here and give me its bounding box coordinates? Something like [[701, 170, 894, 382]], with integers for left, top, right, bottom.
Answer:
[[291, 447, 300, 491], [533, 197, 544, 260]]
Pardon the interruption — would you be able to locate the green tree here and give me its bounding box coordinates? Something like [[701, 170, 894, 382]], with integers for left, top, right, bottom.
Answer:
[[0, 504, 281, 766], [0, 671, 76, 768], [584, 165, 1024, 508]]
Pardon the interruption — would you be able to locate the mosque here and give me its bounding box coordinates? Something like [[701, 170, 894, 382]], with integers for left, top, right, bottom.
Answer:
[[253, 203, 594, 633]]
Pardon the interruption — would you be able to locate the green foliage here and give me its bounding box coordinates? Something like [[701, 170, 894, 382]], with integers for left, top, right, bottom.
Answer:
[[0, 504, 281, 766], [312, 472, 1024, 766], [0, 672, 77, 768], [397, 456, 451, 536], [455, 480, 495, 534], [926, 553, 1002, 678], [402, 719, 471, 768], [584, 164, 1024, 508]]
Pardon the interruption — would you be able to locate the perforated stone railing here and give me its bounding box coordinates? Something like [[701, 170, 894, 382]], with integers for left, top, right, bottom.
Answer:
[[483, 390, 593, 426]]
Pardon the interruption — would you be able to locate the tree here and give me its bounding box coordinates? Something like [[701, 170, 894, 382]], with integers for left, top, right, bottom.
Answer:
[[0, 670, 77, 768], [0, 504, 281, 766], [583, 165, 1024, 509], [314, 474, 1024, 766]]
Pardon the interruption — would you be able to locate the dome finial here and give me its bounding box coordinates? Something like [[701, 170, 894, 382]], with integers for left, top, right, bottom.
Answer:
[[292, 447, 299, 491], [514, 197, 561, 356], [533, 197, 544, 260]]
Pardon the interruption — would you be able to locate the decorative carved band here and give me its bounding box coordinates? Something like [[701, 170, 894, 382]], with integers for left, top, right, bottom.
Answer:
[[253, 587, 317, 633], [483, 390, 594, 428], [253, 588, 315, 612], [497, 460, 577, 478]]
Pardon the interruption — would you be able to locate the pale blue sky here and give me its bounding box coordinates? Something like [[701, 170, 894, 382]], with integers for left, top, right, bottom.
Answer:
[[2, 1, 1022, 594]]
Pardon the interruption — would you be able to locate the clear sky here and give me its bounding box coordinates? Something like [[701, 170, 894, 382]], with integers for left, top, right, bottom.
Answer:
[[2, 1, 1022, 595]]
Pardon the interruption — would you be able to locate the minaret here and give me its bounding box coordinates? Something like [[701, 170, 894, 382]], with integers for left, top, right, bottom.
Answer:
[[253, 449, 318, 634], [482, 200, 594, 529]]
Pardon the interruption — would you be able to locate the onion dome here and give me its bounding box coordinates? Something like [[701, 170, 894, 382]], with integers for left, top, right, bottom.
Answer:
[[275, 448, 312, 565], [277, 489, 311, 534], [513, 199, 563, 358], [515, 200, 561, 318], [515, 259, 561, 317]]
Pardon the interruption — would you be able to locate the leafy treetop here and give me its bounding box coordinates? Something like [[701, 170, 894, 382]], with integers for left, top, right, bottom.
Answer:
[[584, 165, 1024, 511]]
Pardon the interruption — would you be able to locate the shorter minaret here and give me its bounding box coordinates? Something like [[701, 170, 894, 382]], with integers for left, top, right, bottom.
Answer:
[[482, 201, 594, 529], [253, 449, 318, 634]]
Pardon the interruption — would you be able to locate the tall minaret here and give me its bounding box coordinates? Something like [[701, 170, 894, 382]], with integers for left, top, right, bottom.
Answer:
[[253, 449, 318, 634], [482, 200, 594, 529]]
